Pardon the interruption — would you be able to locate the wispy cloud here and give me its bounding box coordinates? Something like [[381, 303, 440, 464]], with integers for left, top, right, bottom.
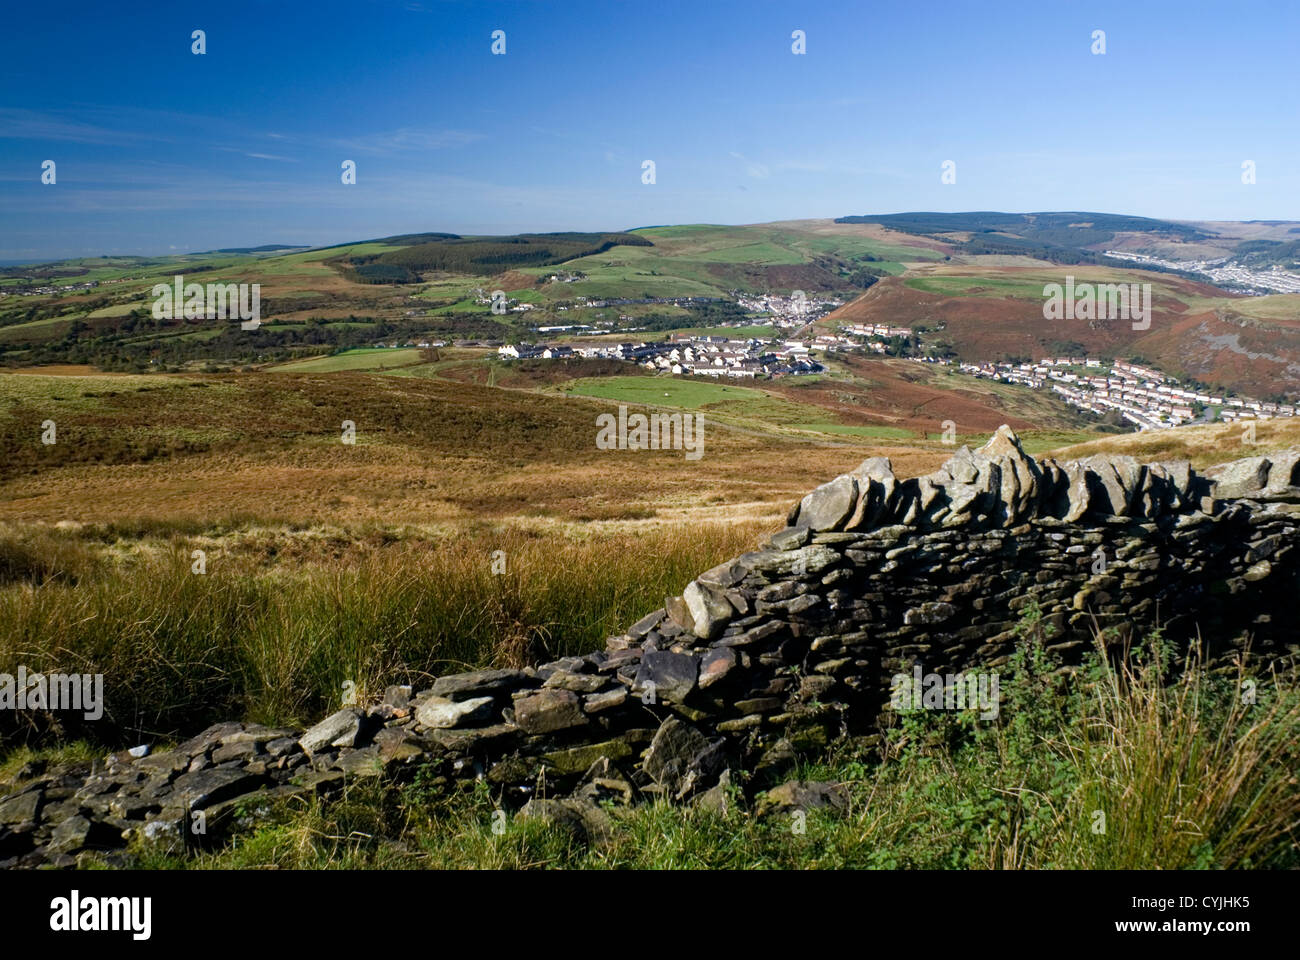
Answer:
[[236, 151, 298, 162], [329, 127, 485, 155], [730, 152, 770, 179], [0, 107, 165, 146]]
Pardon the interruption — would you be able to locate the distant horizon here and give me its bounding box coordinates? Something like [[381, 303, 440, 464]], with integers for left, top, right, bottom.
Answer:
[[5, 209, 1300, 267]]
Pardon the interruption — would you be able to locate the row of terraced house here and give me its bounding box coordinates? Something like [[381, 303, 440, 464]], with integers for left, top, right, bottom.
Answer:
[[959, 357, 1297, 430], [498, 336, 829, 378]]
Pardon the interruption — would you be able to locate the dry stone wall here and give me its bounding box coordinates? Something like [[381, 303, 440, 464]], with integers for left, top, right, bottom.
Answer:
[[2, 426, 1297, 866]]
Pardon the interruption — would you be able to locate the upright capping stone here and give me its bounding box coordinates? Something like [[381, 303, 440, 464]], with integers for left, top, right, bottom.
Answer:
[[1204, 455, 1271, 499], [1263, 451, 1300, 494], [1152, 459, 1193, 499], [933, 444, 1001, 526], [682, 581, 733, 641], [845, 457, 897, 530], [1147, 461, 1189, 512], [901, 475, 947, 525], [1060, 460, 1091, 522], [979, 425, 1042, 525], [797, 474, 858, 532], [1082, 455, 1145, 517]]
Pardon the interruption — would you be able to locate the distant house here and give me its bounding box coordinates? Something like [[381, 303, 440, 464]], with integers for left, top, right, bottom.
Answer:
[[499, 343, 544, 359]]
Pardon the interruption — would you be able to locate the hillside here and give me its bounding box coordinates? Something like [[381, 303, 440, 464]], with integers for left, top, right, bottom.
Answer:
[[834, 211, 1253, 263], [1050, 415, 1300, 467], [3, 416, 1296, 873], [0, 220, 933, 371], [4, 213, 1296, 418], [825, 265, 1300, 401]]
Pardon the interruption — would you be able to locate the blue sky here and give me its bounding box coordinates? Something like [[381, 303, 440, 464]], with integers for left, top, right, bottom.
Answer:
[[2, 0, 1298, 260]]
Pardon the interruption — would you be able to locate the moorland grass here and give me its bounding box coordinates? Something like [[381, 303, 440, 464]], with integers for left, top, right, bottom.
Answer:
[[0, 520, 764, 746]]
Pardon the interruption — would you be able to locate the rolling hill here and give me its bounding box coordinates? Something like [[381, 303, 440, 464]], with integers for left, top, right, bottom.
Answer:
[[3, 214, 1296, 403], [834, 211, 1223, 264]]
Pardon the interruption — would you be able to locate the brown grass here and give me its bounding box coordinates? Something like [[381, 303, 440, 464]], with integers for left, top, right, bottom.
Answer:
[[0, 371, 948, 529], [1049, 417, 1300, 467]]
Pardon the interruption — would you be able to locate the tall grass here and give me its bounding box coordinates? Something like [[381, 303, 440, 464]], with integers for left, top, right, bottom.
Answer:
[[1056, 637, 1299, 868], [855, 613, 1300, 869], [0, 522, 764, 746]]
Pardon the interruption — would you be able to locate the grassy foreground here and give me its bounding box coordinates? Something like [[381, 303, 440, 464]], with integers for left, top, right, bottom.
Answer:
[[109, 618, 1299, 870]]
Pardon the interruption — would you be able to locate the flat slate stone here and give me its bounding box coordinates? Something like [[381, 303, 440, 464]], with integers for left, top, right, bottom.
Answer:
[[543, 671, 609, 694], [698, 647, 736, 689], [626, 608, 667, 640], [430, 668, 533, 701], [169, 767, 268, 811], [634, 650, 698, 703], [582, 688, 628, 713], [299, 709, 363, 756], [541, 740, 634, 775], [426, 723, 519, 753], [769, 526, 812, 550], [0, 790, 41, 825], [513, 690, 587, 735]]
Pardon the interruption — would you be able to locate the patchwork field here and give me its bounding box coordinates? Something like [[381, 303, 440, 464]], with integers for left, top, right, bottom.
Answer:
[[0, 220, 931, 365]]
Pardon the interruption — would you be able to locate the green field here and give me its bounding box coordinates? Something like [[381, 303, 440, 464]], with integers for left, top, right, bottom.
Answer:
[[0, 315, 72, 341], [669, 325, 781, 339], [480, 222, 946, 309], [267, 347, 424, 373], [563, 375, 766, 409]]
